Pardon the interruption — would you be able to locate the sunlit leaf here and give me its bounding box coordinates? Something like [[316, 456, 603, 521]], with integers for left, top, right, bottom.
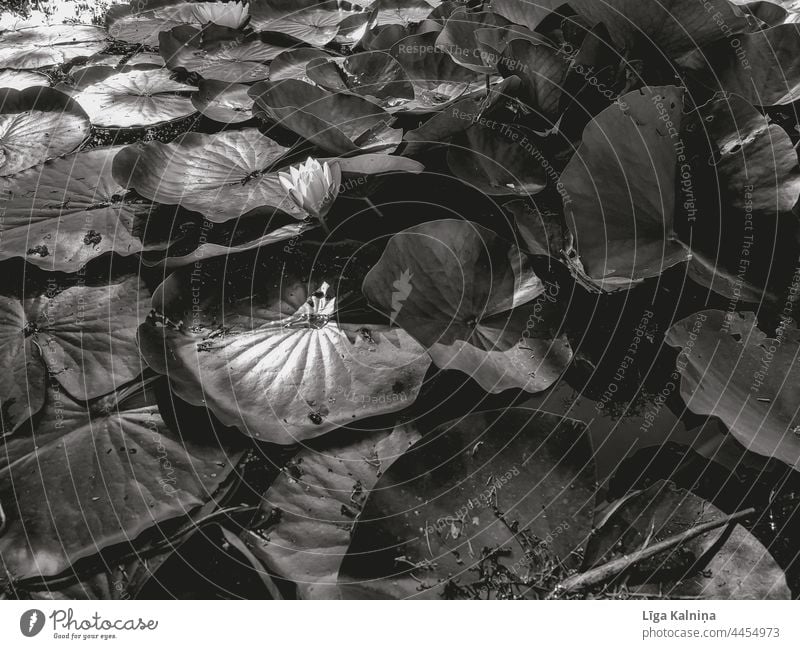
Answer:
[[138, 243, 431, 444]]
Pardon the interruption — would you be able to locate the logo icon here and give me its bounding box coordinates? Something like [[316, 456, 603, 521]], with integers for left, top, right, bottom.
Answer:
[[390, 269, 413, 324], [20, 609, 45, 637]]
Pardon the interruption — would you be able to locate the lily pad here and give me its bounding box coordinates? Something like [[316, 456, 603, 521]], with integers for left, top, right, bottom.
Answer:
[[269, 47, 334, 83], [0, 382, 238, 581], [0, 24, 106, 69], [0, 68, 49, 90], [390, 32, 485, 112], [362, 219, 572, 393], [584, 480, 790, 598], [247, 422, 421, 599], [491, 0, 567, 31], [338, 408, 595, 599], [0, 146, 167, 272], [435, 8, 508, 74], [306, 51, 415, 110], [250, 0, 359, 47], [0, 273, 150, 436], [666, 310, 800, 471], [569, 0, 752, 57], [112, 128, 303, 221], [160, 25, 284, 83], [140, 213, 312, 269], [191, 79, 254, 123], [498, 39, 568, 120], [106, 1, 249, 46], [65, 66, 197, 128], [447, 122, 548, 196], [137, 242, 431, 444], [249, 79, 400, 154], [686, 24, 800, 105], [0, 87, 89, 176], [560, 86, 691, 287]]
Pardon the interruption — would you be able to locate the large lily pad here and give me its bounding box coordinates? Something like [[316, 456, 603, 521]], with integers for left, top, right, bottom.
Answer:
[[0, 68, 49, 90], [0, 146, 166, 272], [687, 24, 800, 105], [389, 32, 485, 112], [491, 0, 567, 31], [306, 51, 415, 110], [435, 8, 508, 74], [249, 79, 400, 154], [249, 0, 361, 47], [0, 383, 238, 582], [138, 242, 431, 445], [65, 66, 197, 128], [498, 39, 568, 120], [0, 87, 89, 176], [269, 47, 334, 83], [569, 0, 752, 57], [247, 422, 421, 599], [191, 79, 254, 123], [112, 128, 299, 221], [106, 1, 249, 46], [363, 219, 572, 393], [0, 274, 149, 434], [447, 123, 548, 196], [0, 24, 106, 69], [560, 86, 691, 287], [160, 25, 285, 83], [338, 408, 595, 599], [584, 480, 790, 598], [666, 310, 800, 471]]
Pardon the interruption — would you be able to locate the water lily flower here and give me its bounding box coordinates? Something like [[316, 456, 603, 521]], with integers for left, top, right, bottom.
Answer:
[[278, 157, 341, 225]]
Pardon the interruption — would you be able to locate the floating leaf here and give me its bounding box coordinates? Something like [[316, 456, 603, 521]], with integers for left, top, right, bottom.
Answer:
[[191, 79, 254, 123], [363, 219, 572, 393], [306, 51, 415, 110], [498, 39, 568, 120], [0, 273, 150, 436], [569, 0, 752, 57], [560, 86, 691, 287], [585, 480, 790, 598], [435, 8, 508, 74], [666, 310, 800, 471], [269, 47, 334, 83], [0, 146, 167, 271], [138, 243, 431, 444], [0, 24, 106, 69], [65, 66, 197, 128], [248, 423, 421, 599], [0, 383, 238, 581], [141, 213, 312, 269], [390, 32, 485, 112], [160, 25, 284, 83], [339, 408, 594, 598], [491, 0, 566, 31], [250, 79, 400, 154], [447, 123, 548, 196], [686, 24, 800, 105], [0, 87, 89, 176], [0, 68, 49, 90], [250, 0, 359, 46], [106, 1, 249, 46], [112, 128, 302, 221]]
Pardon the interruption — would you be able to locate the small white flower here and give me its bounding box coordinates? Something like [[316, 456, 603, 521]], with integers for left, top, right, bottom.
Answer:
[[278, 157, 341, 222]]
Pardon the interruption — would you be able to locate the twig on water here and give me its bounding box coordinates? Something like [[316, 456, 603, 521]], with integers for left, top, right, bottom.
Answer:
[[550, 507, 755, 597]]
